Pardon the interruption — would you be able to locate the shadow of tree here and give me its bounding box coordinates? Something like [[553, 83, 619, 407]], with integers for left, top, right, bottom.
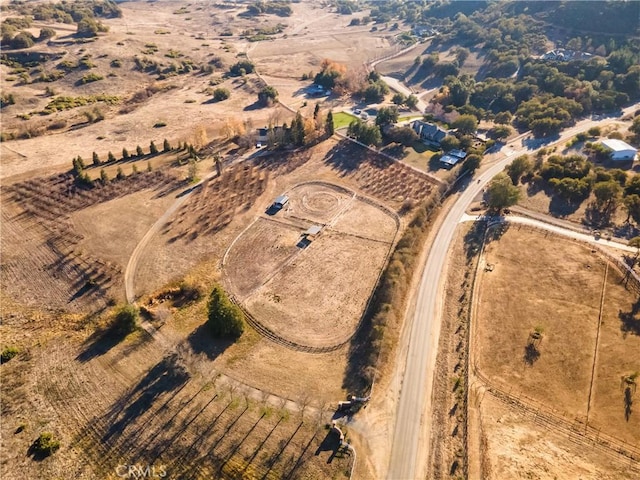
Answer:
[[463, 220, 486, 261], [76, 322, 150, 363], [99, 354, 190, 446], [186, 323, 234, 360], [463, 219, 510, 262], [523, 343, 541, 366], [624, 386, 633, 421], [314, 429, 346, 464], [619, 296, 640, 337], [584, 202, 613, 228]]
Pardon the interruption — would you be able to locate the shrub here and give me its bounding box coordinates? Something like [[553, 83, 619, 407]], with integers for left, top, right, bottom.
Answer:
[[206, 285, 245, 338], [1, 346, 19, 364], [80, 72, 104, 84], [229, 60, 255, 76], [30, 432, 60, 458], [153, 121, 166, 128], [588, 126, 601, 137], [112, 305, 138, 336], [212, 87, 230, 101]]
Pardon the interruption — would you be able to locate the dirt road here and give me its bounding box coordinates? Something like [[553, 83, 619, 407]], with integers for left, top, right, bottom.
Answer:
[[460, 213, 639, 254], [386, 103, 640, 480]]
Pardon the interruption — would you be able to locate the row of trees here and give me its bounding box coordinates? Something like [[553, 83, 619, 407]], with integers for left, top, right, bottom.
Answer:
[[77, 139, 173, 168]]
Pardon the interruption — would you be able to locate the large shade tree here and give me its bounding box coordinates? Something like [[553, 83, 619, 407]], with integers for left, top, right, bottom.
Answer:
[[486, 172, 520, 210]]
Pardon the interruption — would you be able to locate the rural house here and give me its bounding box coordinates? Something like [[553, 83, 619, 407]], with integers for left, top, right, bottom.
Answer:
[[411, 120, 447, 147]]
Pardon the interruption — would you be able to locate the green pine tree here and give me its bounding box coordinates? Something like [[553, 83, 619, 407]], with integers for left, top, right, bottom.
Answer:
[[325, 111, 334, 136], [206, 285, 245, 338]]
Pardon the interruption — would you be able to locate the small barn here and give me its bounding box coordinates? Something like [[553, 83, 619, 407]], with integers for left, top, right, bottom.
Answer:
[[600, 139, 637, 161], [304, 225, 322, 238], [272, 195, 289, 209]]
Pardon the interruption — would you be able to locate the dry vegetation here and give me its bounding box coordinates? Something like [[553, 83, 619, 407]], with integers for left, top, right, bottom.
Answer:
[[472, 225, 640, 476], [1, 168, 182, 309]]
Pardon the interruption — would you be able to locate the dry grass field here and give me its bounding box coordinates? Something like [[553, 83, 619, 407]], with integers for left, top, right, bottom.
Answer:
[[474, 226, 640, 458], [1, 130, 432, 479], [0, 1, 445, 478], [0, 0, 402, 181], [223, 181, 398, 348]]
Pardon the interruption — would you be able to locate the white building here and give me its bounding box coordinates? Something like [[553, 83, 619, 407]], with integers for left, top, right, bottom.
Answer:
[[600, 139, 637, 161]]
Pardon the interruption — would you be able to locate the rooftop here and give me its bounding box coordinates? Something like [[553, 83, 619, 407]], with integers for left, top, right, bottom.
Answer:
[[601, 138, 637, 152], [304, 225, 322, 236]]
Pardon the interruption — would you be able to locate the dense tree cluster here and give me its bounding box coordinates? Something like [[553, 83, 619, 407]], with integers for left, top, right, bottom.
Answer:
[[314, 59, 347, 91], [228, 60, 255, 76], [347, 118, 382, 146], [386, 1, 640, 137], [245, 1, 292, 17]]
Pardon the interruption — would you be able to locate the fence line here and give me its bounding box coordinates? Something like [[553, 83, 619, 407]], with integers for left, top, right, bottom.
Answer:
[[470, 221, 640, 470]]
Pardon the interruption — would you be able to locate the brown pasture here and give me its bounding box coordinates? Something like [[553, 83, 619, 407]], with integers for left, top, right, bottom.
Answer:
[[475, 226, 640, 446]]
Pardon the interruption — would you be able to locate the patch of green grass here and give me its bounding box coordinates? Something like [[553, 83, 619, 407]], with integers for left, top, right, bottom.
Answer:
[[401, 145, 436, 172], [398, 114, 423, 123], [333, 111, 358, 129]]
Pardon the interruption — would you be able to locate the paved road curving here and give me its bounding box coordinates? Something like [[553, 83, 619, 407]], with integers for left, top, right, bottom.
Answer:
[[386, 103, 640, 480]]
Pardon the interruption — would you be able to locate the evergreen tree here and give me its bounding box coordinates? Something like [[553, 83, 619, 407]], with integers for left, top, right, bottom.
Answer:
[[149, 141, 158, 155], [147, 162, 152, 172], [92, 151, 101, 166], [100, 168, 109, 183], [122, 147, 130, 160], [116, 166, 125, 180], [325, 111, 335, 136], [107, 151, 116, 162], [163, 138, 171, 152], [206, 285, 245, 338], [136, 145, 144, 157], [313, 103, 320, 119], [292, 111, 305, 146], [72, 157, 84, 176], [132, 164, 138, 175]]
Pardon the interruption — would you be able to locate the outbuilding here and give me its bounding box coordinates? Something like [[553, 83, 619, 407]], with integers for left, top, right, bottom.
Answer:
[[600, 139, 637, 161], [272, 195, 289, 209]]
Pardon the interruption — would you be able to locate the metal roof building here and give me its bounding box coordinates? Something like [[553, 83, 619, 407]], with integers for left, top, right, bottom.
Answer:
[[600, 139, 637, 161]]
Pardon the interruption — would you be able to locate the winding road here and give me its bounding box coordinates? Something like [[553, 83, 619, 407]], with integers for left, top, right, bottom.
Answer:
[[386, 103, 640, 480]]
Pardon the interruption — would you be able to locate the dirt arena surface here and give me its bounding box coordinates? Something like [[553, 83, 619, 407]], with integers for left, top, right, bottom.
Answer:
[[474, 226, 640, 450], [225, 181, 398, 347]]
